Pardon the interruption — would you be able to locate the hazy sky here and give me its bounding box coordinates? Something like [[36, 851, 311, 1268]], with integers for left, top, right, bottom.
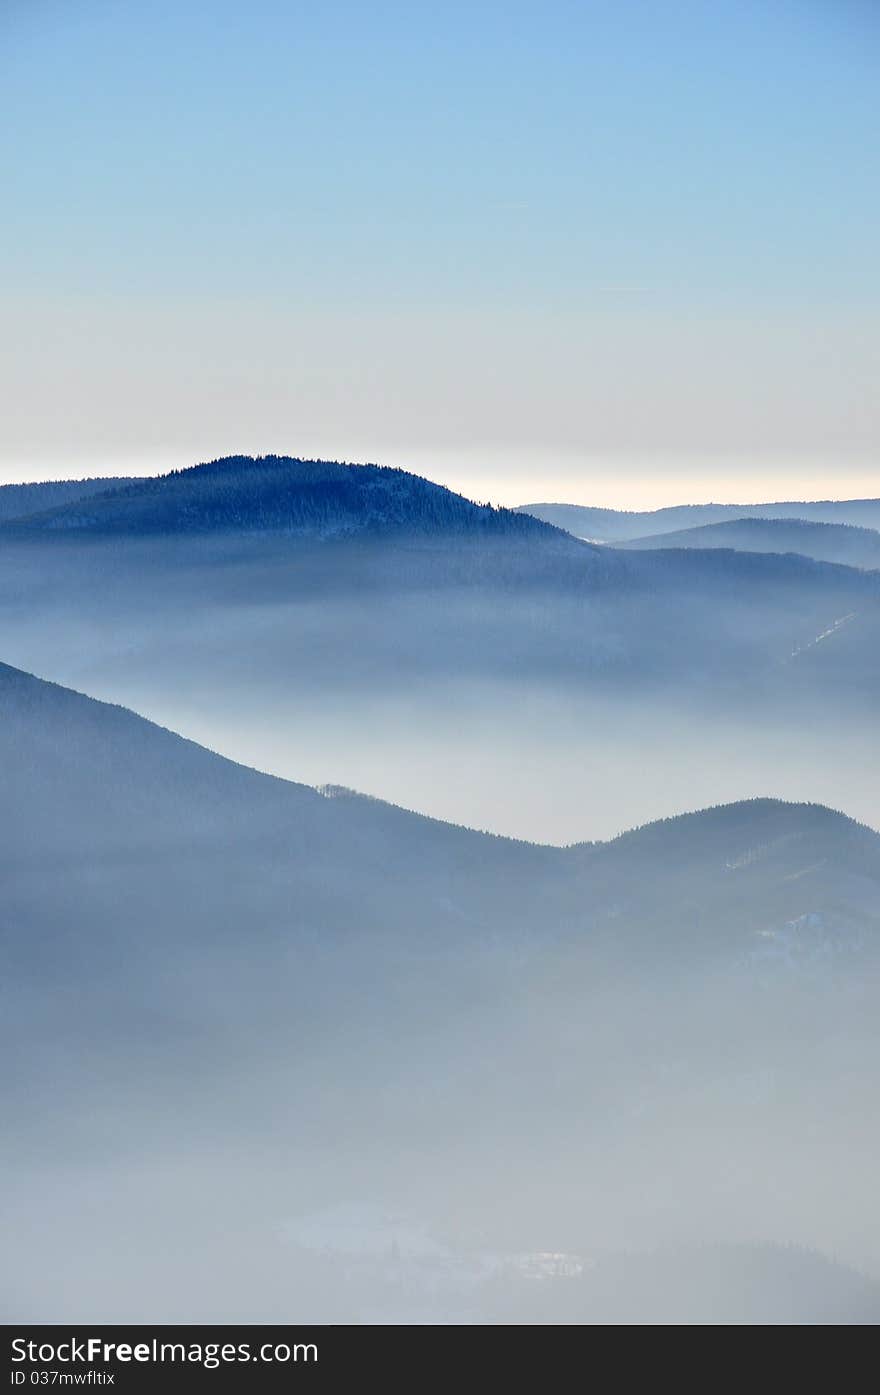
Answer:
[[2, 0, 878, 506]]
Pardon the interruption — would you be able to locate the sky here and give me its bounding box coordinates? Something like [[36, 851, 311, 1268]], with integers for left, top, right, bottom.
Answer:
[[2, 0, 878, 507]]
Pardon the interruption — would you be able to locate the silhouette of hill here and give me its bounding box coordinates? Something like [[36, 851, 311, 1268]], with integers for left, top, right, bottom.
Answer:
[[3, 455, 571, 544]]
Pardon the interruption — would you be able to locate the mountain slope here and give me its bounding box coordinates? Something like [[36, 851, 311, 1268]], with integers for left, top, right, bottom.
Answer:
[[0, 659, 559, 962], [3, 660, 878, 966], [0, 475, 135, 523], [617, 516, 880, 569]]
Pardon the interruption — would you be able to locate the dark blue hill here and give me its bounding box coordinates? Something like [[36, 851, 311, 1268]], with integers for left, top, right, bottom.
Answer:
[[3, 455, 574, 545]]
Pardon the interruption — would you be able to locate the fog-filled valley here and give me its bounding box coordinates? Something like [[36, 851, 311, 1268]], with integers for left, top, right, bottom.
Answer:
[[7, 0, 880, 1337], [1, 458, 878, 841], [3, 457, 880, 1324]]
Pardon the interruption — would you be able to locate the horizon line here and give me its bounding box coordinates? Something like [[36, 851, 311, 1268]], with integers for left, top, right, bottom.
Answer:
[[1, 453, 879, 515]]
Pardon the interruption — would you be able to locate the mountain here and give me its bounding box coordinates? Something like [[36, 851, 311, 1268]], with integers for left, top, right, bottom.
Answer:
[[3, 658, 878, 964], [617, 516, 880, 570], [519, 497, 880, 541], [4, 659, 880, 1320], [2, 454, 570, 544], [0, 656, 559, 958], [4, 656, 879, 1053], [2, 457, 879, 855], [1, 457, 876, 702], [0, 475, 135, 523]]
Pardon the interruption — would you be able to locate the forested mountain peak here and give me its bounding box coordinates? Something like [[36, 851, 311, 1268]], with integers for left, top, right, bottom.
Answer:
[[2, 455, 571, 543]]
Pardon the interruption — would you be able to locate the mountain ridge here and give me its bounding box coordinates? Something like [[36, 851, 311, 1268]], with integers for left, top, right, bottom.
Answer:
[[519, 497, 880, 541], [3, 656, 875, 854], [4, 658, 879, 971], [617, 515, 880, 570]]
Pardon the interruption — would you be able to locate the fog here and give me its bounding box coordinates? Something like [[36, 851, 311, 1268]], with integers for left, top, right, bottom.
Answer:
[[2, 489, 880, 1324], [5, 937, 880, 1323], [0, 533, 877, 843], [2, 656, 879, 1323], [81, 684, 880, 846]]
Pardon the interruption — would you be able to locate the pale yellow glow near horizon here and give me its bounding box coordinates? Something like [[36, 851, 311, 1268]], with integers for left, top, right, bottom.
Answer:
[[2, 295, 877, 514], [406, 453, 880, 511], [1, 452, 877, 514]]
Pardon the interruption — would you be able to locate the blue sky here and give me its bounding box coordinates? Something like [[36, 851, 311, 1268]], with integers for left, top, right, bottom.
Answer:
[[2, 0, 878, 504]]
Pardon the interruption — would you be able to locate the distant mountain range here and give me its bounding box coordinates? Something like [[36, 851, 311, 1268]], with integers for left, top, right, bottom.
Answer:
[[7, 463, 878, 566], [4, 457, 879, 1321], [8, 461, 879, 547], [616, 515, 880, 570], [519, 497, 880, 541], [1, 457, 877, 710]]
